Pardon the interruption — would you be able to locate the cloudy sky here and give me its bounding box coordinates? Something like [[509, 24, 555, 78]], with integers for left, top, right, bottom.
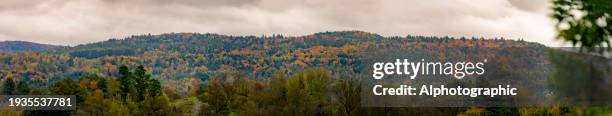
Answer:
[[0, 0, 566, 46]]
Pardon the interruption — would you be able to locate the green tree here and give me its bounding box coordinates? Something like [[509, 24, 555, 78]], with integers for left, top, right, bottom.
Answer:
[[15, 81, 30, 95], [104, 78, 121, 99], [52, 78, 85, 101], [553, 0, 612, 51], [139, 94, 171, 116], [79, 93, 111, 116], [2, 77, 15, 95], [199, 78, 231, 115], [108, 99, 132, 116], [134, 65, 151, 101], [148, 79, 162, 96], [118, 65, 136, 101], [333, 79, 361, 116], [264, 71, 288, 114], [118, 65, 162, 102], [285, 69, 330, 115], [46, 78, 84, 116]]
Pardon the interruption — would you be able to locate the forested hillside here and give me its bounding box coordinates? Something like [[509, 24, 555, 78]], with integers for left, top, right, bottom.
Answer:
[[0, 41, 63, 52], [1, 31, 545, 95], [0, 31, 556, 115]]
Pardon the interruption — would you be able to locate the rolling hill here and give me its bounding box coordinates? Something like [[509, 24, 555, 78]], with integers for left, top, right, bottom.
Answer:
[[0, 31, 549, 95], [1, 31, 580, 115], [0, 41, 63, 52]]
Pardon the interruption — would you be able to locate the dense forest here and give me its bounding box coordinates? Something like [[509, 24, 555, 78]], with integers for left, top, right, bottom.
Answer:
[[0, 31, 607, 115], [0, 41, 63, 52]]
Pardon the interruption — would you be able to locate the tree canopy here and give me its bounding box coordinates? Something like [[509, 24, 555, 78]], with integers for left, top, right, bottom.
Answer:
[[553, 0, 612, 51]]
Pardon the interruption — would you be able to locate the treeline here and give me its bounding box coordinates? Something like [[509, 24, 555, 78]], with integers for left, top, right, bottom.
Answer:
[[0, 65, 192, 116], [0, 66, 470, 115], [0, 41, 63, 52], [0, 31, 578, 115], [1, 65, 605, 115], [0, 31, 544, 96], [195, 68, 580, 116]]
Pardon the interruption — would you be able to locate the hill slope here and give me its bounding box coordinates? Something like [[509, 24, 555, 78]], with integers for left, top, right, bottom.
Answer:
[[0, 41, 63, 52], [0, 31, 549, 95]]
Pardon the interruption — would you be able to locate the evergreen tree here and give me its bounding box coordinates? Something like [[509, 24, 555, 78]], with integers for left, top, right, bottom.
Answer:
[[118, 65, 136, 101], [16, 81, 30, 95], [47, 78, 84, 115], [134, 65, 150, 101], [2, 77, 15, 95]]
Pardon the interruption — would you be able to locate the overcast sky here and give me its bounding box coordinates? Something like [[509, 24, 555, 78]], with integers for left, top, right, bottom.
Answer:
[[0, 0, 566, 46]]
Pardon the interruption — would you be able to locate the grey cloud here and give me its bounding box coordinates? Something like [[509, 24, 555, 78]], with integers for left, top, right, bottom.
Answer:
[[0, 0, 563, 46], [0, 0, 44, 11], [0, 0, 69, 12], [99, 0, 261, 9], [507, 0, 549, 12]]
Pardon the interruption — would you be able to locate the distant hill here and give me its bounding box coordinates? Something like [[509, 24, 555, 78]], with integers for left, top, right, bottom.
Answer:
[[0, 31, 549, 95], [0, 41, 63, 52]]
